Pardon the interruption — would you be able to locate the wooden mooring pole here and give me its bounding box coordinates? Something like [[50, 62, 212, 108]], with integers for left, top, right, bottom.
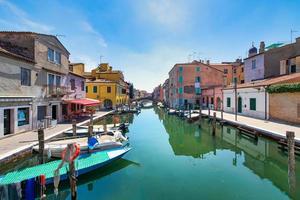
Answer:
[[208, 106, 210, 118], [212, 112, 216, 136], [221, 108, 223, 121], [90, 112, 93, 125], [199, 104, 202, 121], [286, 131, 296, 197], [69, 149, 77, 200], [72, 119, 77, 136], [38, 128, 45, 164]]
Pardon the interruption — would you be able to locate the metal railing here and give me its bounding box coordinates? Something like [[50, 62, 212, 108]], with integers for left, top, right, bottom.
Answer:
[[43, 85, 68, 97]]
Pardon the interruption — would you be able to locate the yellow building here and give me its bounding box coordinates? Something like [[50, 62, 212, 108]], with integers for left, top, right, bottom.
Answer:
[[85, 63, 129, 109]]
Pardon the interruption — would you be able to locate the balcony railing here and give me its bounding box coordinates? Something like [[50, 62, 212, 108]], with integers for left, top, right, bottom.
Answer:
[[43, 85, 68, 97]]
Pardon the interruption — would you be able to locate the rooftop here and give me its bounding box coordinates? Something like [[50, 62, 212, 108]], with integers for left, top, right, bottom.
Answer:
[[224, 73, 300, 90]]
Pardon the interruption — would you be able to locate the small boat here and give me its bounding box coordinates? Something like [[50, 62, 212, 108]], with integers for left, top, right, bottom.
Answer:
[[143, 102, 153, 108], [64, 123, 129, 136], [0, 147, 131, 185], [186, 113, 200, 120], [168, 109, 176, 115], [32, 133, 127, 158]]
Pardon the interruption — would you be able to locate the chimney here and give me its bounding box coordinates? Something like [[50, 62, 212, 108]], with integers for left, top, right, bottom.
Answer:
[[259, 41, 265, 53], [206, 60, 210, 65]]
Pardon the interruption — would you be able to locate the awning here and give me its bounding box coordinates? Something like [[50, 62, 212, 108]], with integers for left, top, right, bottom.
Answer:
[[64, 98, 100, 106]]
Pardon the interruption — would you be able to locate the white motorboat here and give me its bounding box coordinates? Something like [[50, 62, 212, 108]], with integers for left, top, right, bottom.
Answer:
[[168, 109, 176, 115], [32, 133, 127, 158]]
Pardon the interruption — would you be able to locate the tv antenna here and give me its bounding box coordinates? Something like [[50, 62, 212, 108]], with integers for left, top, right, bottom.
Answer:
[[291, 29, 298, 43]]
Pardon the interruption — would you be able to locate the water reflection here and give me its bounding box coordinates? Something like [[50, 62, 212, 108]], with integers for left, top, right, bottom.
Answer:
[[45, 158, 139, 199], [154, 107, 299, 199]]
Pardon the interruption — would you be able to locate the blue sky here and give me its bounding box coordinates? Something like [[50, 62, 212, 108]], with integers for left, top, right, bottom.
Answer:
[[0, 0, 300, 91]]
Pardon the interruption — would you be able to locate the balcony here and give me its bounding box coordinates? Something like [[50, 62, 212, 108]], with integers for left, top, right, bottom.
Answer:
[[43, 85, 68, 97]]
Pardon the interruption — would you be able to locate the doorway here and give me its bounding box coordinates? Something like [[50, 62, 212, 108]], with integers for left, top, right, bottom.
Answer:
[[4, 109, 12, 135], [52, 105, 57, 120], [238, 97, 242, 113]]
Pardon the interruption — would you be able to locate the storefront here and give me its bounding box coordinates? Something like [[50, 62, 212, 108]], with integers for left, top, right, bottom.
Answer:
[[0, 97, 33, 138]]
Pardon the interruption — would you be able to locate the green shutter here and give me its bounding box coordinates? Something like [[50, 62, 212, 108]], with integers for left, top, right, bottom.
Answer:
[[250, 98, 256, 110], [196, 67, 201, 72], [179, 87, 183, 94], [227, 97, 231, 107], [93, 86, 97, 93], [86, 86, 88, 92], [195, 88, 201, 94], [179, 76, 183, 83]]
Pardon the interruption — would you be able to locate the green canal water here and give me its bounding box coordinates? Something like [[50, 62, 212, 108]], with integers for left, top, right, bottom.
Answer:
[[2, 107, 300, 199]]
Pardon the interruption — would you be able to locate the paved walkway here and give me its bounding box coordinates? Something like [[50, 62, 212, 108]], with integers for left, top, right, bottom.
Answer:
[[201, 110, 300, 142], [0, 110, 113, 162]]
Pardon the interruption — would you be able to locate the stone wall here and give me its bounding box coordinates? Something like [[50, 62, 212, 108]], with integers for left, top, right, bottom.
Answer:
[[269, 92, 300, 124]]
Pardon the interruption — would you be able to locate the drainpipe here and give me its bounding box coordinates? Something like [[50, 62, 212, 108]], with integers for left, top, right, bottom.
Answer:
[[264, 86, 267, 120]]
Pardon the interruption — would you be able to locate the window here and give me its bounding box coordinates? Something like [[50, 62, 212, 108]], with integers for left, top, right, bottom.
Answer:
[[21, 68, 31, 86], [242, 67, 244, 72], [233, 69, 237, 74], [54, 51, 61, 64], [196, 67, 201, 72], [195, 88, 201, 94], [18, 107, 29, 126], [250, 98, 256, 110], [122, 88, 126, 94], [56, 76, 61, 86], [179, 87, 183, 94], [227, 97, 231, 107], [233, 77, 237, 84], [48, 74, 55, 85], [224, 69, 228, 74], [179, 76, 183, 83], [48, 48, 54, 62], [179, 66, 183, 72], [48, 48, 61, 64], [81, 81, 84, 91], [70, 79, 75, 90], [291, 65, 297, 73], [86, 86, 88, 92], [107, 86, 111, 93], [195, 76, 201, 83], [241, 80, 245, 84], [93, 86, 97, 93], [252, 59, 256, 69], [211, 97, 214, 104]]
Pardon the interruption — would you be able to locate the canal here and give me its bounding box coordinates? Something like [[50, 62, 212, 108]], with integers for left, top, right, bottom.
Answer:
[[1, 107, 300, 199]]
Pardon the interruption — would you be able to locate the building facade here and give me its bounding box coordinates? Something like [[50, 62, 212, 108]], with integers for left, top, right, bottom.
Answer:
[[168, 61, 224, 109], [244, 38, 300, 83], [85, 63, 129, 109], [0, 32, 70, 137], [223, 73, 300, 120]]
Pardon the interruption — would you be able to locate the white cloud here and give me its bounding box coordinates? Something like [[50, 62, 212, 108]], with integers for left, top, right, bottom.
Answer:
[[80, 20, 107, 47], [0, 0, 54, 33], [133, 0, 190, 31]]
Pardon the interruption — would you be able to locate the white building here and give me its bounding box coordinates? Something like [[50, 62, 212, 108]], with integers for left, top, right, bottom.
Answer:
[[223, 85, 269, 120], [223, 73, 300, 120]]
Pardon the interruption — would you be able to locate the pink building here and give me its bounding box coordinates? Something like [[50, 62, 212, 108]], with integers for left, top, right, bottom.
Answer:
[[168, 61, 224, 109]]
